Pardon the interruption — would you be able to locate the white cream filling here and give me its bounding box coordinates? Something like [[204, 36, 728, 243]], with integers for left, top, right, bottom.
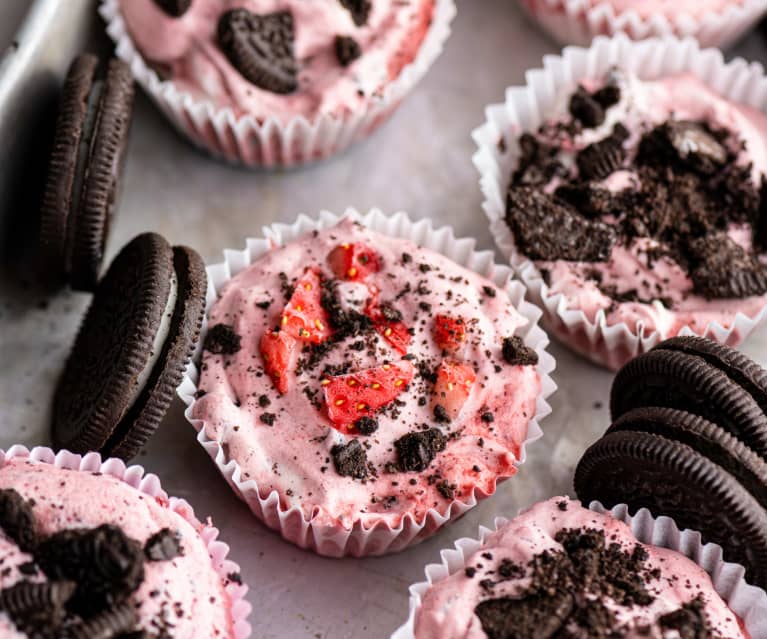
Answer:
[[120, 270, 178, 420]]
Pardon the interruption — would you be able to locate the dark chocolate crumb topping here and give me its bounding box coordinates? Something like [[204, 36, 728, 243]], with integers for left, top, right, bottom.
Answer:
[[473, 528, 717, 639], [331, 440, 369, 479], [687, 232, 767, 299], [506, 187, 617, 262], [433, 404, 450, 424], [339, 0, 372, 26], [394, 429, 447, 472], [335, 35, 361, 67], [0, 580, 76, 634], [204, 323, 242, 355], [259, 412, 277, 426], [658, 596, 709, 638], [569, 86, 605, 129], [144, 528, 183, 562], [512, 134, 567, 187], [576, 127, 627, 181], [501, 336, 538, 366], [354, 416, 379, 435], [0, 492, 187, 638], [0, 489, 38, 552], [37, 524, 145, 616], [507, 76, 767, 302]]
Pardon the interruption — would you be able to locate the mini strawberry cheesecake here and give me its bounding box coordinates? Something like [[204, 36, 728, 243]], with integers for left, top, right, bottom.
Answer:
[[413, 497, 750, 639], [0, 456, 244, 638], [116, 0, 435, 121], [192, 220, 542, 540], [502, 69, 767, 365]]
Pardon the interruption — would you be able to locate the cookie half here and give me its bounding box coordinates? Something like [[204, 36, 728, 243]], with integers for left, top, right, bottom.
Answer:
[[52, 233, 207, 460], [610, 348, 767, 457], [608, 406, 767, 509], [574, 429, 767, 589], [39, 54, 135, 292], [654, 336, 767, 415]]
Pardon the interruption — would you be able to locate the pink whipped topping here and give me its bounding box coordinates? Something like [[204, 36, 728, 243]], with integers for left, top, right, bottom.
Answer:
[[0, 459, 235, 638], [118, 0, 434, 121], [533, 72, 767, 337], [588, 0, 745, 19], [193, 220, 541, 530], [415, 497, 748, 639]]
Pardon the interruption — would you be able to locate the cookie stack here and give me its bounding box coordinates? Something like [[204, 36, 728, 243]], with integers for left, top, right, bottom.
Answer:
[[575, 336, 767, 589]]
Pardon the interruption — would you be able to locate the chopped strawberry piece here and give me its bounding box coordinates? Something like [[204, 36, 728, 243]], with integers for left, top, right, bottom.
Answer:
[[259, 330, 298, 395], [432, 360, 476, 421], [365, 299, 411, 354], [323, 361, 414, 431], [433, 314, 467, 352], [327, 242, 381, 281], [281, 269, 332, 344]]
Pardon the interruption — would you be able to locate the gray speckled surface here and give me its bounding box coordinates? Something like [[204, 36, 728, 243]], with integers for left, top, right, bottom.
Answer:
[[2, 1, 767, 638]]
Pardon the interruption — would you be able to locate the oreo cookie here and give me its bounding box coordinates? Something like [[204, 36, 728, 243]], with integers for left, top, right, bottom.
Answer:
[[655, 336, 767, 415], [608, 406, 767, 509], [686, 232, 767, 299], [217, 9, 299, 95], [505, 186, 617, 262], [578, 336, 767, 589], [37, 524, 145, 615], [575, 429, 767, 588], [39, 54, 135, 291], [52, 232, 207, 460], [610, 347, 767, 456], [576, 128, 627, 181]]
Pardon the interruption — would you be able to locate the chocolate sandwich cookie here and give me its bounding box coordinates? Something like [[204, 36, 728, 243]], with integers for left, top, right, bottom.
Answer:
[[654, 336, 767, 415], [610, 346, 767, 457], [38, 54, 135, 292], [217, 9, 299, 95], [574, 429, 767, 588], [52, 232, 207, 460], [607, 406, 767, 509]]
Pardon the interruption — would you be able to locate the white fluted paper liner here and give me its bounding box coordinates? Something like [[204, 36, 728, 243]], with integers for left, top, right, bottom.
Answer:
[[176, 208, 557, 557], [392, 500, 767, 638], [473, 34, 767, 371], [517, 0, 767, 48], [0, 445, 252, 639], [99, 0, 455, 168]]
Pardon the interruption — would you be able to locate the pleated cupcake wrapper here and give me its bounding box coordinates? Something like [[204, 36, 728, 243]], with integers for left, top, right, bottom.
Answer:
[[392, 500, 767, 638], [99, 0, 456, 168], [473, 34, 767, 371], [176, 208, 557, 557], [517, 0, 767, 48], [0, 445, 252, 639]]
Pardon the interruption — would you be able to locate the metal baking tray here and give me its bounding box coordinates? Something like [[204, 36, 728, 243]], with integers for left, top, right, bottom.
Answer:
[[2, 2, 767, 637]]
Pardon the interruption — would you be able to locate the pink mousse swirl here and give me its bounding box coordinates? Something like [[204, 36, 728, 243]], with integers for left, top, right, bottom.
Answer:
[[415, 497, 748, 639], [0, 459, 235, 638], [118, 0, 434, 121], [192, 220, 541, 530], [529, 72, 767, 338]]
